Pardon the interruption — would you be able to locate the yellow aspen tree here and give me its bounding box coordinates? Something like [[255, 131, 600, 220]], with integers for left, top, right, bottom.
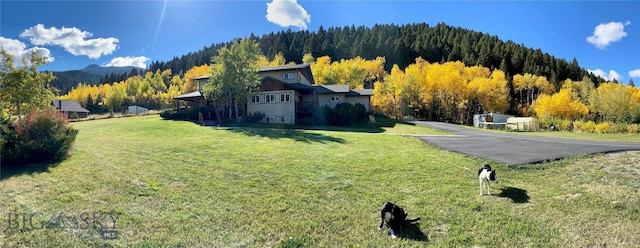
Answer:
[[182, 64, 211, 94], [513, 73, 553, 114], [310, 55, 331, 85], [372, 64, 405, 118], [405, 57, 434, 109], [533, 88, 588, 122], [591, 83, 640, 123]]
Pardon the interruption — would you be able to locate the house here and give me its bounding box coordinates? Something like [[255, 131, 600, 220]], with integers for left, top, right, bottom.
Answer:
[[173, 64, 373, 124], [52, 99, 90, 118]]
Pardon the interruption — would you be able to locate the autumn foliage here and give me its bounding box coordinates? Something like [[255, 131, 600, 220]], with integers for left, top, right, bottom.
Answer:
[[372, 58, 508, 124], [2, 109, 78, 167]]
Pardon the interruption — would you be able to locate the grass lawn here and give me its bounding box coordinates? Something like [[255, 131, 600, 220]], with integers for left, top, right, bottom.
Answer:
[[1, 115, 639, 247]]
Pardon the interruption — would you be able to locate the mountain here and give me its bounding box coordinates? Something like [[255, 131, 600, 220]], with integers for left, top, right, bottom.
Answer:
[[148, 22, 603, 89], [50, 65, 143, 95], [81, 64, 136, 76]]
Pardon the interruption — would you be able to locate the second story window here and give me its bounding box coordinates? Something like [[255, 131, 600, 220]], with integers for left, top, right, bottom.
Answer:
[[265, 94, 276, 103], [280, 93, 291, 103], [283, 73, 294, 80], [251, 95, 260, 104]]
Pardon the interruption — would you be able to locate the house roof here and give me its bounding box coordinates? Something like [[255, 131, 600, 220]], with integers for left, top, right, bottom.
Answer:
[[174, 91, 203, 99], [193, 75, 209, 80], [259, 64, 315, 84], [261, 76, 315, 91], [317, 85, 349, 94], [258, 64, 310, 72], [52, 99, 89, 113], [346, 89, 374, 96]]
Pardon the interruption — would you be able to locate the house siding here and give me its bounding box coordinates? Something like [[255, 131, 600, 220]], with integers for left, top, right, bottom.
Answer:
[[247, 90, 296, 124], [258, 70, 312, 85], [318, 94, 344, 109], [345, 96, 371, 111]]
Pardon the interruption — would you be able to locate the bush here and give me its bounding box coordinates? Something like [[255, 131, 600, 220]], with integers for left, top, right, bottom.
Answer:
[[541, 117, 573, 131], [353, 102, 366, 118], [298, 116, 313, 126], [573, 120, 596, 133], [243, 112, 266, 124], [610, 123, 628, 134], [627, 123, 640, 134], [595, 122, 612, 133], [160, 109, 177, 119], [2, 109, 78, 167]]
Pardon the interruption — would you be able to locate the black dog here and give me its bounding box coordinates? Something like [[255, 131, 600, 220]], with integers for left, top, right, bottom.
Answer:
[[378, 201, 421, 239]]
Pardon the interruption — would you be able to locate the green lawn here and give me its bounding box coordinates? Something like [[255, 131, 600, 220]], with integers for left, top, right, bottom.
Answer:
[[1, 115, 639, 247]]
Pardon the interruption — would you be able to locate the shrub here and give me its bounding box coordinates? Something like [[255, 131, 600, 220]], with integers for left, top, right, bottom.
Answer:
[[3, 109, 78, 167], [541, 117, 573, 131], [160, 109, 177, 119], [243, 112, 266, 124], [610, 123, 628, 134], [582, 121, 596, 133], [333, 102, 357, 126], [557, 119, 573, 132], [298, 116, 313, 126], [627, 123, 640, 134], [595, 122, 612, 133], [573, 120, 596, 133], [353, 102, 366, 118]]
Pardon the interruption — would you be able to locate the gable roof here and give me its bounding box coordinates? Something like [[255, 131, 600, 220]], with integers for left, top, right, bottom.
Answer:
[[189, 64, 316, 85], [258, 64, 310, 72], [174, 91, 203, 99], [259, 64, 315, 84], [52, 99, 89, 113]]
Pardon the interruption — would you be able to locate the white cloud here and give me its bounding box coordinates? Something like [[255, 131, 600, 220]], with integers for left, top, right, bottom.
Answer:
[[105, 56, 149, 69], [0, 36, 54, 63], [266, 0, 311, 30], [588, 68, 623, 81], [586, 21, 630, 49], [19, 24, 118, 59], [629, 69, 640, 78]]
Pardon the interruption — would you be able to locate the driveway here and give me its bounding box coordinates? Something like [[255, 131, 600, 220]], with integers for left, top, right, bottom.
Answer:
[[410, 121, 640, 165]]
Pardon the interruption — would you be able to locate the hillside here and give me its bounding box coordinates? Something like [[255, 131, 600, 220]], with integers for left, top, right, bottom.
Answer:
[[148, 22, 603, 89], [49, 65, 143, 94], [81, 64, 136, 76]]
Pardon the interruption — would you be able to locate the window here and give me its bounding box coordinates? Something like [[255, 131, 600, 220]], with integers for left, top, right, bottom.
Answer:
[[283, 73, 294, 79], [283, 116, 291, 124], [251, 95, 260, 104], [265, 94, 275, 103], [280, 93, 291, 103], [330, 96, 341, 102], [266, 117, 276, 123]]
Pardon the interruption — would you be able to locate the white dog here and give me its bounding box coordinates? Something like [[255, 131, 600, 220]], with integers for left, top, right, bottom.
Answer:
[[478, 164, 498, 195]]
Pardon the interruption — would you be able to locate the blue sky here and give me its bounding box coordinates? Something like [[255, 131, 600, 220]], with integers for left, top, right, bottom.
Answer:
[[1, 0, 638, 83]]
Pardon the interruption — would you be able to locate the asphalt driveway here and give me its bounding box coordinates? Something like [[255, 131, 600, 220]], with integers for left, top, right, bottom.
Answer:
[[410, 121, 640, 165]]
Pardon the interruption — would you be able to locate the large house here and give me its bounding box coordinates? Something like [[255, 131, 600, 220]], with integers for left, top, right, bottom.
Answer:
[[173, 64, 373, 124]]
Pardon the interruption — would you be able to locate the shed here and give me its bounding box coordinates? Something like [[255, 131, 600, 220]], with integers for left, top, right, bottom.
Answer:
[[473, 113, 514, 129], [506, 117, 539, 131], [128, 105, 148, 115]]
